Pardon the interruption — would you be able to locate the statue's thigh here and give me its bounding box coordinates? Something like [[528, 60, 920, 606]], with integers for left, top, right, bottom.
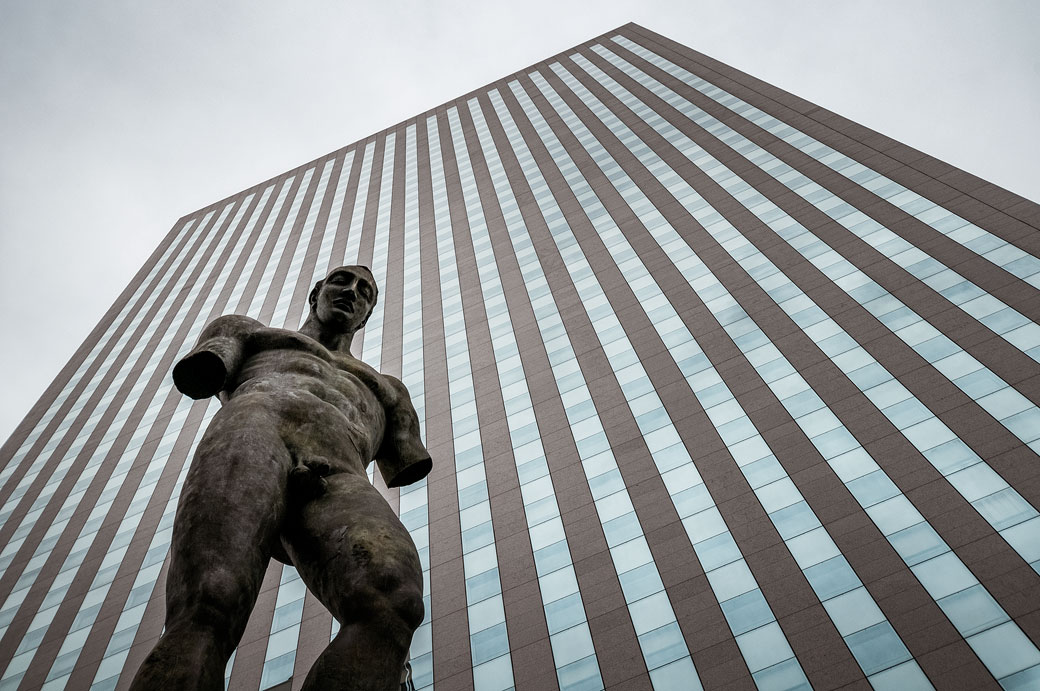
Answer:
[[158, 411, 293, 633], [172, 412, 291, 568], [285, 473, 422, 620]]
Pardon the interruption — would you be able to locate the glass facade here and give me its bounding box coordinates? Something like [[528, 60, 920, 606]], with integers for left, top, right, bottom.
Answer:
[[1, 23, 1038, 691]]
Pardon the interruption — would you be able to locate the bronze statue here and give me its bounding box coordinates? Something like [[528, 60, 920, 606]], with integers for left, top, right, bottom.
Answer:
[[129, 266, 431, 691]]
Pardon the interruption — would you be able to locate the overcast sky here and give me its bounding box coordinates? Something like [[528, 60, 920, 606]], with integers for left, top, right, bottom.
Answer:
[[1, 0, 1038, 441]]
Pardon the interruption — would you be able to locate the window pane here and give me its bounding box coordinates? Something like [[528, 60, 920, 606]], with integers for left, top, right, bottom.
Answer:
[[844, 621, 911, 676]]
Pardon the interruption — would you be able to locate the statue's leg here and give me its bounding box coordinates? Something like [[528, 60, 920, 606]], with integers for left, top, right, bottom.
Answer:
[[285, 472, 424, 691], [129, 412, 291, 691]]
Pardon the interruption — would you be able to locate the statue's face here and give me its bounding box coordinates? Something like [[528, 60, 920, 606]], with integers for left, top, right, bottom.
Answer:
[[313, 266, 377, 332]]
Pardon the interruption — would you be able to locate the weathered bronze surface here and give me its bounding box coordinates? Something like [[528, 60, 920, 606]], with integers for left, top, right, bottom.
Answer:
[[129, 266, 430, 691]]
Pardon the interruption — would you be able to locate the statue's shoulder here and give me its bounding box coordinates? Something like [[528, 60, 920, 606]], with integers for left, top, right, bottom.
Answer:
[[197, 315, 325, 361], [330, 354, 409, 404], [248, 325, 331, 360], [330, 351, 380, 378], [201, 313, 266, 338], [205, 315, 319, 349], [377, 371, 412, 406], [380, 371, 407, 393]]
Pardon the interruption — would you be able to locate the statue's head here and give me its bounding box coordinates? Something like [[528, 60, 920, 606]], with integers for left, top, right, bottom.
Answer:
[[308, 265, 379, 333]]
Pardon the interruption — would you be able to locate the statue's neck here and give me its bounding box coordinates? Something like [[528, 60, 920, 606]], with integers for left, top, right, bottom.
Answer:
[[298, 316, 357, 355]]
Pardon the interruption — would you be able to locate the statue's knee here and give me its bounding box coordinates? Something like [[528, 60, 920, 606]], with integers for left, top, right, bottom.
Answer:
[[373, 580, 423, 636], [344, 564, 424, 632], [172, 570, 245, 633], [388, 580, 424, 631]]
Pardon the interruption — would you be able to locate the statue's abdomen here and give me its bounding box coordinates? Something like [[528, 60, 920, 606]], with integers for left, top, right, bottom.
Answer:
[[225, 350, 387, 475]]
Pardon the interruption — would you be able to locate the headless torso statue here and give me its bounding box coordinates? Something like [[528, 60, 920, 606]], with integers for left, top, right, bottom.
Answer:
[[130, 266, 430, 691]]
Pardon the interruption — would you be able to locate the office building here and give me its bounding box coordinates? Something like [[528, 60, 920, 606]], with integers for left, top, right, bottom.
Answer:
[[1, 22, 1039, 691]]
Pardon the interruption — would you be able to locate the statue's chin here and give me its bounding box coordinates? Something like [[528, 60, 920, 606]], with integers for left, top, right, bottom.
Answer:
[[317, 309, 354, 329]]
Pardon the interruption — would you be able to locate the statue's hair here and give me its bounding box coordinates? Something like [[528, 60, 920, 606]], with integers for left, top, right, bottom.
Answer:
[[308, 265, 378, 328]]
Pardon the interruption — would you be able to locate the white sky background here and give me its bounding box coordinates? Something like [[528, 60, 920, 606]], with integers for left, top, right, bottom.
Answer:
[[1, 0, 1038, 441]]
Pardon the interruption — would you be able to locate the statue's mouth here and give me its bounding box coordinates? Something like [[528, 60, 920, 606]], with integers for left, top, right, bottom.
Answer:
[[332, 297, 354, 313]]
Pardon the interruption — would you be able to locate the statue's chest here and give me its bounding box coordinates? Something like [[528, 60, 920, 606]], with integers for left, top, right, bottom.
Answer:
[[245, 328, 391, 401], [329, 355, 392, 405]]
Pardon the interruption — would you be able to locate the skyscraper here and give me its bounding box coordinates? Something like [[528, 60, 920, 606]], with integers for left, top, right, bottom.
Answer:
[[2, 21, 1039, 690]]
